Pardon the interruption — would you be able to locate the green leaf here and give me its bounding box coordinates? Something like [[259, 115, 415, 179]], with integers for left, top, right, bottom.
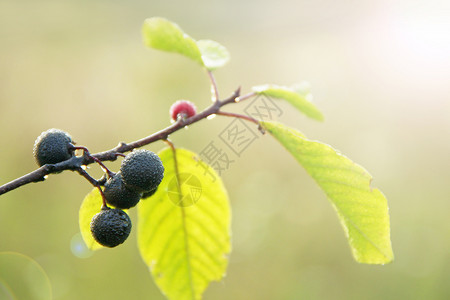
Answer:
[[138, 148, 231, 300], [79, 188, 104, 251], [261, 121, 393, 264], [253, 84, 324, 121], [142, 17, 230, 71], [196, 39, 230, 70], [142, 17, 203, 66]]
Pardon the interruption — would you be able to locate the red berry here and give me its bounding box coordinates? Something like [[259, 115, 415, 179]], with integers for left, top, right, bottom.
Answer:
[[170, 100, 197, 121]]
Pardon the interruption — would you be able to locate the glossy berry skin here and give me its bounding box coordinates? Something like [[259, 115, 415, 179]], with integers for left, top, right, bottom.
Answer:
[[103, 173, 142, 209], [170, 100, 197, 121], [120, 149, 164, 193], [90, 208, 132, 248], [33, 129, 73, 166]]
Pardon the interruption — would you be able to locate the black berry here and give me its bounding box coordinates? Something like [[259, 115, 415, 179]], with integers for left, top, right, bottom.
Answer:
[[103, 173, 142, 209], [90, 208, 132, 248], [33, 129, 73, 166], [120, 149, 164, 193]]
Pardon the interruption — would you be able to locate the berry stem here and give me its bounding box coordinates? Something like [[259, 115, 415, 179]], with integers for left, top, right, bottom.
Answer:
[[76, 168, 98, 187], [72, 146, 115, 178], [99, 187, 108, 209], [77, 168, 108, 208]]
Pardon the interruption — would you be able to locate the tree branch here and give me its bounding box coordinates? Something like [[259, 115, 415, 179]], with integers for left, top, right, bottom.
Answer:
[[0, 86, 258, 196]]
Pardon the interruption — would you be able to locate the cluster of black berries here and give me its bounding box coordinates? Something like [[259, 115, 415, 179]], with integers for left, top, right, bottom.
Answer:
[[91, 149, 164, 247], [33, 129, 165, 248]]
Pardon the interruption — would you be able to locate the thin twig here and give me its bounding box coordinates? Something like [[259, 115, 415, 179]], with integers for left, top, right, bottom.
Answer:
[[236, 91, 256, 103], [216, 111, 259, 125], [219, 86, 241, 106], [207, 70, 219, 102], [76, 168, 99, 187], [0, 156, 84, 195]]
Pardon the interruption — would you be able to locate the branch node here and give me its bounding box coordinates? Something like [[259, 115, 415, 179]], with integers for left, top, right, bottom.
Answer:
[[257, 124, 266, 134], [234, 86, 241, 98]]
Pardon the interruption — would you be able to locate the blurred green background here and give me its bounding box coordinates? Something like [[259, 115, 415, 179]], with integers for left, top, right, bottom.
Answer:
[[1, 0, 449, 299]]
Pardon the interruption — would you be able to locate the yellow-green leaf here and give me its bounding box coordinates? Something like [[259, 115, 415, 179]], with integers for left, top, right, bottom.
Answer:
[[262, 121, 393, 264], [138, 148, 231, 300], [142, 17, 230, 71], [142, 17, 203, 66], [196, 39, 230, 70], [0, 252, 52, 300], [253, 84, 324, 121], [79, 188, 104, 251]]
